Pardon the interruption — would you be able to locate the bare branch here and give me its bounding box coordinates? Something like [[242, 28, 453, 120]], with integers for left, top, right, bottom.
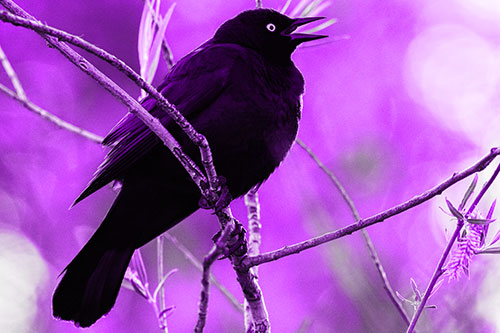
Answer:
[[195, 223, 235, 332], [245, 187, 262, 259], [0, 42, 102, 143], [0, 83, 104, 143], [156, 236, 168, 333], [296, 139, 410, 325], [0, 8, 221, 192], [164, 232, 243, 312], [0, 44, 26, 98], [407, 161, 500, 332], [0, 2, 269, 328], [243, 147, 500, 269], [243, 187, 265, 330]]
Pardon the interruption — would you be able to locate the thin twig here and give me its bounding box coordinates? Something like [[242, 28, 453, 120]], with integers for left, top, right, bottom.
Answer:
[[0, 83, 104, 143], [0, 44, 26, 99], [164, 232, 244, 312], [0, 9, 221, 192], [255, 0, 263, 9], [0, 4, 208, 187], [0, 44, 102, 143], [0, 3, 268, 329], [156, 236, 168, 333], [245, 187, 262, 261], [0, 41, 241, 319], [242, 147, 500, 269], [407, 161, 500, 332], [243, 187, 263, 330], [195, 223, 235, 332], [296, 139, 411, 326]]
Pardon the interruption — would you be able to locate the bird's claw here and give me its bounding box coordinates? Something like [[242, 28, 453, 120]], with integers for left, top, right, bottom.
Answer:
[[198, 176, 232, 213], [212, 220, 247, 259]]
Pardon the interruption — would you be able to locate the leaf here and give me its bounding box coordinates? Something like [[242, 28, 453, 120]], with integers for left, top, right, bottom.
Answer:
[[429, 278, 444, 299], [131, 250, 148, 284], [439, 205, 454, 217], [302, 18, 337, 34], [477, 246, 500, 254], [301, 0, 323, 17], [146, 3, 176, 84], [290, 0, 310, 17], [486, 199, 497, 220], [395, 290, 406, 302], [467, 218, 496, 225], [308, 1, 332, 17], [410, 278, 421, 302], [489, 230, 500, 248], [130, 276, 149, 300], [446, 198, 464, 220], [158, 306, 176, 328], [280, 0, 293, 13], [138, 0, 157, 78], [459, 174, 478, 210], [153, 268, 179, 303]]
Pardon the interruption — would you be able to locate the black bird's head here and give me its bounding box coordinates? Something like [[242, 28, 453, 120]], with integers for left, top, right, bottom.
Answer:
[[213, 9, 327, 62]]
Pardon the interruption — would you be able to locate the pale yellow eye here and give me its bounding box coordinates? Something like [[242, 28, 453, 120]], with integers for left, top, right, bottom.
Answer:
[[266, 23, 276, 32]]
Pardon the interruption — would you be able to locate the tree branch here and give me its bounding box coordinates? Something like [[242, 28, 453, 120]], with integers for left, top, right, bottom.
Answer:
[[0, 83, 104, 143], [0, 43, 25, 98], [243, 187, 266, 330], [0, 8, 221, 192], [195, 223, 235, 332], [242, 147, 500, 269], [407, 161, 500, 332], [164, 232, 244, 312], [0, 1, 267, 328], [296, 139, 411, 325]]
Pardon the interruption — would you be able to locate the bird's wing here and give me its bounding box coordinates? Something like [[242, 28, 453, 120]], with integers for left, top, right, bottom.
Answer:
[[73, 43, 242, 205]]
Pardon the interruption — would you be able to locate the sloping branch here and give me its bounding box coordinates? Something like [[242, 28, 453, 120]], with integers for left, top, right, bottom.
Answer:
[[243, 147, 500, 268], [0, 1, 268, 329], [296, 139, 410, 325]]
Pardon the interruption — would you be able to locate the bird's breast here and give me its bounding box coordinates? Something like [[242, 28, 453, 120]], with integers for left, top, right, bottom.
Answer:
[[194, 61, 302, 197]]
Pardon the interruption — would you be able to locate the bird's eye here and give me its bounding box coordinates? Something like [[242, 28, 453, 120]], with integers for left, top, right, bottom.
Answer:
[[266, 23, 276, 32]]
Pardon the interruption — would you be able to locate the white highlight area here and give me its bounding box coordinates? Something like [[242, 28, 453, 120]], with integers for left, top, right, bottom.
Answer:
[[0, 231, 49, 332], [456, 0, 500, 27], [404, 24, 500, 147]]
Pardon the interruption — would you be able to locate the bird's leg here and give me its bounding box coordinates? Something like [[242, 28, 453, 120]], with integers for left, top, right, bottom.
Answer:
[[213, 176, 232, 213], [212, 219, 248, 259], [197, 175, 233, 213]]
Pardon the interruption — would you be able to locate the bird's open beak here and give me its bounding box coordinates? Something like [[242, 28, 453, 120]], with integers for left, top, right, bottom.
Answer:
[[282, 16, 328, 44]]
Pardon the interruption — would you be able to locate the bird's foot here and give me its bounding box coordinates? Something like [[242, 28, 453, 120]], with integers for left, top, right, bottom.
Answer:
[[198, 176, 232, 213], [212, 220, 247, 259]]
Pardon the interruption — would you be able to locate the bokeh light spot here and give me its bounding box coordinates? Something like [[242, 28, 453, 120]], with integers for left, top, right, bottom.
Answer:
[[0, 230, 49, 332], [404, 24, 500, 147]]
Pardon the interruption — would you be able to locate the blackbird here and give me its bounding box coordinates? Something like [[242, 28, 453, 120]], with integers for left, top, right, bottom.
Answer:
[[52, 8, 326, 327]]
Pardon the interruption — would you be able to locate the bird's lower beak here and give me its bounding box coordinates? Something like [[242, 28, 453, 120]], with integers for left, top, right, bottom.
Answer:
[[282, 16, 328, 44]]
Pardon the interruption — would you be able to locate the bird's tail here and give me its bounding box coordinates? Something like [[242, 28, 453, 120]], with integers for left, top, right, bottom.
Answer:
[[52, 232, 134, 328]]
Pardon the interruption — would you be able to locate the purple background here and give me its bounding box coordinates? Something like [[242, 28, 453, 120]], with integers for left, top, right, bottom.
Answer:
[[0, 0, 499, 332]]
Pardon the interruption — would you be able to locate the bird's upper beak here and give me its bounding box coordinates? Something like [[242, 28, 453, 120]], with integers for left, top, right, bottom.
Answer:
[[282, 16, 328, 44]]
